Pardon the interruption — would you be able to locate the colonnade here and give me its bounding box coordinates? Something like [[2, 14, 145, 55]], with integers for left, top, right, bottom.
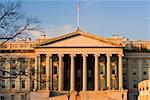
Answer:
[[34, 53, 123, 91]]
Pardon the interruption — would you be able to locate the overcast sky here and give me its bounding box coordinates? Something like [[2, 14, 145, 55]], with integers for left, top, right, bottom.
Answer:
[[21, 0, 149, 40]]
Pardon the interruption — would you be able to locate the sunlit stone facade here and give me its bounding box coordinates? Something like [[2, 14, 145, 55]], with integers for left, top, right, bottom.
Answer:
[[138, 80, 150, 100], [0, 30, 149, 100]]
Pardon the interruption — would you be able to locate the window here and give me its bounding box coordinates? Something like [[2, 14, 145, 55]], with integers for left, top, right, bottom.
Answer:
[[133, 84, 137, 88], [11, 95, 15, 100], [31, 81, 34, 90], [11, 80, 15, 88], [67, 69, 69, 78], [42, 66, 46, 74], [31, 67, 35, 75], [1, 96, 5, 100], [133, 72, 136, 75], [41, 80, 46, 90], [112, 70, 115, 74], [134, 95, 138, 100], [143, 71, 147, 75], [2, 80, 5, 88], [11, 59, 16, 64], [54, 66, 57, 74], [41, 55, 46, 62], [88, 70, 92, 78], [22, 80, 25, 89], [123, 73, 126, 75], [30, 58, 35, 64], [21, 67, 25, 75], [11, 67, 17, 75], [21, 95, 25, 100], [99, 65, 103, 74]]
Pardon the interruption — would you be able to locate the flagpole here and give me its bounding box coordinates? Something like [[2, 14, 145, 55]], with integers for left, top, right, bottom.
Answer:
[[77, 2, 80, 30]]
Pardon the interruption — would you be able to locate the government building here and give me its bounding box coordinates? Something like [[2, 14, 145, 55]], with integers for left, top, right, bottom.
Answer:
[[0, 30, 149, 100]]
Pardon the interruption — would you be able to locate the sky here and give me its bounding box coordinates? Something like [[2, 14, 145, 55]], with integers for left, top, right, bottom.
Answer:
[[19, 0, 149, 40]]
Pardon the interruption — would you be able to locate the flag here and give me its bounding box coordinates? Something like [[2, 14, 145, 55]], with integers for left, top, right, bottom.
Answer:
[[78, 2, 80, 13]]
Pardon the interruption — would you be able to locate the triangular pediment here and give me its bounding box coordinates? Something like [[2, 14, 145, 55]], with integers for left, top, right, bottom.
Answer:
[[35, 30, 122, 48]]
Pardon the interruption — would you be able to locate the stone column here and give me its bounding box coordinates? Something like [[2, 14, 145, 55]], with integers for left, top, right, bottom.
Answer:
[[94, 53, 99, 91], [49, 55, 53, 90], [38, 55, 41, 90], [58, 54, 63, 91], [70, 54, 75, 91], [138, 58, 142, 81], [82, 54, 87, 91], [118, 54, 123, 90], [34, 55, 39, 90], [46, 54, 51, 90], [106, 54, 111, 89]]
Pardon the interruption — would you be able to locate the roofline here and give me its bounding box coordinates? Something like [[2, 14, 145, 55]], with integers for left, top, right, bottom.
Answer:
[[34, 30, 124, 47]]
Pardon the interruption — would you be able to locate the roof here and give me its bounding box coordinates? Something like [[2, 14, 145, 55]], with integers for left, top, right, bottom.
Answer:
[[34, 29, 124, 48]]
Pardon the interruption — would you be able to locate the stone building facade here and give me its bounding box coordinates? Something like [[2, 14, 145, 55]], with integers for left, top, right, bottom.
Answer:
[[0, 30, 149, 100], [124, 41, 150, 100], [138, 80, 150, 100]]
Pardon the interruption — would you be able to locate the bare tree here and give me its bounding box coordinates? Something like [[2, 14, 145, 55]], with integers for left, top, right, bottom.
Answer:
[[0, 0, 40, 46], [0, 0, 42, 88]]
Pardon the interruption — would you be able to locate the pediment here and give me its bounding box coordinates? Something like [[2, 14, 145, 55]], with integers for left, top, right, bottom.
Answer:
[[35, 30, 122, 48]]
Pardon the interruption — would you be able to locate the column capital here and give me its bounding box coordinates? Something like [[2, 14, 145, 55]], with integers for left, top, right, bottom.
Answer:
[[82, 53, 88, 57], [106, 53, 112, 57], [46, 54, 52, 57], [58, 54, 64, 57], [94, 53, 100, 57], [70, 53, 76, 57], [118, 53, 124, 57]]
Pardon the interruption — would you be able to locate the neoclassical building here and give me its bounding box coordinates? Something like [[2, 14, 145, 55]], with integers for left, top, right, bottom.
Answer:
[[138, 80, 150, 100], [0, 30, 149, 100]]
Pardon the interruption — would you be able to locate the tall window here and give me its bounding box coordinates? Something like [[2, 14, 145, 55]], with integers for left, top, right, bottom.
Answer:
[[11, 95, 15, 100], [100, 65, 104, 74], [31, 81, 34, 90], [21, 66, 25, 75], [54, 66, 57, 74], [112, 66, 116, 75], [11, 80, 15, 88], [21, 95, 25, 100], [22, 80, 25, 89], [31, 67, 35, 75], [2, 80, 5, 88], [42, 66, 46, 74], [1, 96, 5, 100], [11, 66, 17, 75]]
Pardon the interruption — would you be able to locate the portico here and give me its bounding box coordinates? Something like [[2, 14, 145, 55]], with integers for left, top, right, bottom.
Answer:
[[34, 30, 124, 92]]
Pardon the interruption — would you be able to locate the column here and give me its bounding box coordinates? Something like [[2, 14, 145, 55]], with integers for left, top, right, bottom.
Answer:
[[118, 54, 123, 90], [46, 54, 51, 90], [82, 54, 87, 91], [34, 55, 39, 90], [38, 55, 41, 90], [138, 58, 142, 81], [58, 54, 63, 91], [94, 53, 99, 91], [70, 54, 75, 91], [106, 53, 111, 89], [49, 55, 53, 90]]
